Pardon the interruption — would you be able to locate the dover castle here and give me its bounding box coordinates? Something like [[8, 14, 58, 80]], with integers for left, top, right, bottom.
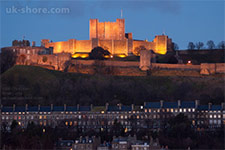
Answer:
[[42, 18, 173, 57]]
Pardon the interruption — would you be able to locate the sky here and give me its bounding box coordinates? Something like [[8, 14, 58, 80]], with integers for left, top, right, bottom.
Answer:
[[0, 0, 224, 49]]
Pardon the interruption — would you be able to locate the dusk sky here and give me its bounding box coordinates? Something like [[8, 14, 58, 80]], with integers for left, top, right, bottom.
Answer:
[[1, 0, 224, 49]]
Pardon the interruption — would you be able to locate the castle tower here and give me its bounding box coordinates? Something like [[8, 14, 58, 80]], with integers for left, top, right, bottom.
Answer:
[[89, 19, 125, 40]]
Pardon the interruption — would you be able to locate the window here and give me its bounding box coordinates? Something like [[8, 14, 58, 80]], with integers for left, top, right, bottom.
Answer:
[[179, 109, 182, 112], [184, 109, 186, 112], [188, 108, 191, 112], [214, 115, 217, 118], [149, 109, 151, 113], [192, 108, 195, 112], [39, 116, 42, 119], [209, 115, 212, 118], [171, 109, 174, 112]]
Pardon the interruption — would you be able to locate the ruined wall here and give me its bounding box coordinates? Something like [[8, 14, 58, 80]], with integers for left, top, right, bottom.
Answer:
[[132, 40, 154, 51], [200, 63, 225, 75], [71, 60, 139, 67], [44, 40, 75, 54]]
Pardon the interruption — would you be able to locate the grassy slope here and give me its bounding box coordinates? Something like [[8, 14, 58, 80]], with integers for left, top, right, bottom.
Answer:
[[1, 65, 224, 106]]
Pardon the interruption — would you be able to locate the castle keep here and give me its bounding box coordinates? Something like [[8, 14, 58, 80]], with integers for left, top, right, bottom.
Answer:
[[42, 19, 173, 57]]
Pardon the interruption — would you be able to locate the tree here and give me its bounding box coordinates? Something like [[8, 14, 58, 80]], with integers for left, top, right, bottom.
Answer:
[[217, 41, 225, 49], [133, 45, 146, 56], [187, 42, 195, 50], [12, 40, 19, 46], [196, 42, 204, 50], [172, 43, 179, 50], [206, 40, 215, 49], [89, 47, 110, 60], [0, 49, 17, 73], [42, 56, 48, 62]]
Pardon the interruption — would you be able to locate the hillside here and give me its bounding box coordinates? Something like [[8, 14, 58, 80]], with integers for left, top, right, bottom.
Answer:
[[1, 65, 224, 106]]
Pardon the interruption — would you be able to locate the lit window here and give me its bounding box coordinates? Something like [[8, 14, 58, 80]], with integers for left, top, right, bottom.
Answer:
[[175, 109, 178, 112], [39, 116, 42, 119], [218, 115, 221, 118], [214, 115, 217, 118], [157, 109, 160, 113], [65, 122, 68, 126], [2, 116, 4, 120], [192, 108, 195, 112], [209, 115, 212, 118], [179, 109, 182, 112], [149, 109, 151, 113], [166, 109, 169, 112], [184, 109, 186, 112], [137, 115, 139, 119], [18, 116, 21, 120], [145, 109, 147, 113], [19, 112, 21, 114], [171, 109, 173, 112]]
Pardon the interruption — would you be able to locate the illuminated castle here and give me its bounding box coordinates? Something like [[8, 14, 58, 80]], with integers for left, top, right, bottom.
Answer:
[[41, 18, 173, 58]]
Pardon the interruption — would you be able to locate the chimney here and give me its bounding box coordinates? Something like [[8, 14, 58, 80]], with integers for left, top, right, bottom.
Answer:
[[177, 100, 181, 108], [221, 102, 225, 110], [32, 41, 35, 47], [13, 104, 16, 112], [51, 104, 53, 111], [77, 104, 80, 111], [105, 103, 109, 111], [131, 104, 134, 110], [195, 100, 199, 109], [118, 103, 122, 110], [160, 100, 164, 108], [208, 103, 212, 110], [25, 104, 28, 111], [38, 104, 41, 111], [64, 104, 67, 111], [90, 104, 93, 111]]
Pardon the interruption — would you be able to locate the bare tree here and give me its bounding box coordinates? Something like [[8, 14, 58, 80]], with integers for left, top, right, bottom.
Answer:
[[217, 41, 225, 49], [196, 42, 204, 50], [187, 42, 195, 50], [206, 40, 215, 49], [173, 43, 179, 50]]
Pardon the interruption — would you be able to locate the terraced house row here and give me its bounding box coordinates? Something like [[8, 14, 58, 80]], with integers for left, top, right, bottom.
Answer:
[[1, 100, 225, 131]]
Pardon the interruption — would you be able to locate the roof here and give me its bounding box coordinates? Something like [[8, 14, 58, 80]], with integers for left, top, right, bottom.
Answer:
[[210, 105, 222, 110], [121, 106, 132, 111], [14, 106, 26, 112], [27, 106, 38, 112], [2, 107, 13, 112], [53, 106, 64, 111], [66, 106, 78, 111], [180, 101, 195, 108], [39, 106, 51, 112], [79, 106, 91, 111], [144, 102, 161, 108], [107, 106, 120, 111], [163, 102, 178, 108], [197, 105, 208, 110]]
